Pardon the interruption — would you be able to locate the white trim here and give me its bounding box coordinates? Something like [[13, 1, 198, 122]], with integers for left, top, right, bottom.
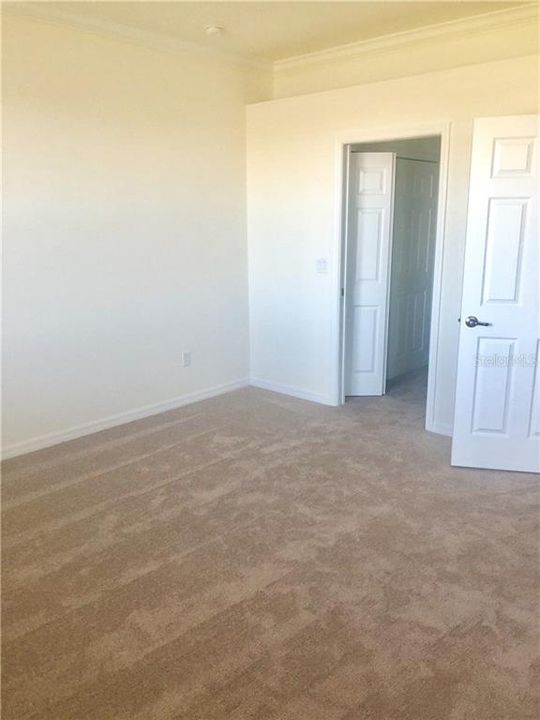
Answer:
[[274, 4, 538, 74], [250, 378, 336, 406], [3, 3, 271, 72], [425, 128, 451, 438], [1, 379, 249, 460], [428, 422, 453, 438], [382, 153, 397, 394], [333, 122, 451, 438]]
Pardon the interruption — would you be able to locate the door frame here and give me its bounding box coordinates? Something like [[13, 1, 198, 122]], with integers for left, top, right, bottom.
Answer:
[[332, 122, 451, 436]]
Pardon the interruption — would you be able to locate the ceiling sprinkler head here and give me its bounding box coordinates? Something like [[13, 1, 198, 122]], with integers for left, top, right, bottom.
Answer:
[[204, 24, 224, 37]]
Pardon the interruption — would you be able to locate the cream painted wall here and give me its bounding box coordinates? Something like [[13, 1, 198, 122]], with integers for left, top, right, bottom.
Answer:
[[2, 15, 272, 454], [247, 55, 539, 434]]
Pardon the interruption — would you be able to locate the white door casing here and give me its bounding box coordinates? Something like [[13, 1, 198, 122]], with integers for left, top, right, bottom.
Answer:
[[387, 158, 439, 381], [452, 115, 539, 473], [345, 152, 395, 395]]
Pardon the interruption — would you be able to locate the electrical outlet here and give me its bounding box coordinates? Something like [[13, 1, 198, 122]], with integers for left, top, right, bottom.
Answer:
[[182, 351, 191, 367]]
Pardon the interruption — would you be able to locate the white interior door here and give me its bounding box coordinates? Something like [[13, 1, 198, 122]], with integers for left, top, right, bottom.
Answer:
[[452, 115, 539, 473], [345, 152, 395, 396], [387, 157, 439, 380]]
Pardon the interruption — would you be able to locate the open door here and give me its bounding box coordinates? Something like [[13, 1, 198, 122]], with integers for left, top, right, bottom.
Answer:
[[452, 116, 539, 472], [386, 157, 439, 381], [344, 152, 395, 396]]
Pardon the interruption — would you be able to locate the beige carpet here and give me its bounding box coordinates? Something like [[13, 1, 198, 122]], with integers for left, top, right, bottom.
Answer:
[[2, 378, 539, 719]]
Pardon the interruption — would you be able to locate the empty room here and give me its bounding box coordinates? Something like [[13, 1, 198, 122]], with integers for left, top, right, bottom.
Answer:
[[2, 1, 539, 719]]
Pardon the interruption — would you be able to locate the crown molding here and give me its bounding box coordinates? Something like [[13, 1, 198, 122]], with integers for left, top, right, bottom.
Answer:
[[2, 3, 272, 73], [274, 4, 539, 74], [4, 3, 537, 77]]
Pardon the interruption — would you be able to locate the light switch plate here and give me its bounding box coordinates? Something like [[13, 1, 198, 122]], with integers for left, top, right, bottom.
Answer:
[[316, 258, 328, 274]]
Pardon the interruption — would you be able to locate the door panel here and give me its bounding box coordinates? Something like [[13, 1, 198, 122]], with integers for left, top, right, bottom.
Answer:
[[386, 158, 439, 381], [345, 152, 395, 396], [351, 306, 379, 373], [452, 115, 539, 472], [471, 338, 515, 433], [355, 208, 383, 280], [482, 198, 527, 303]]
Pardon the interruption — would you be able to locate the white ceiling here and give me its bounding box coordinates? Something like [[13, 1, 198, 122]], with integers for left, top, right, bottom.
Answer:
[[15, 1, 525, 61]]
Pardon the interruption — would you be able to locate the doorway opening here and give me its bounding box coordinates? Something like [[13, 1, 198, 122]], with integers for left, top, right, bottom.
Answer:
[[340, 135, 442, 427]]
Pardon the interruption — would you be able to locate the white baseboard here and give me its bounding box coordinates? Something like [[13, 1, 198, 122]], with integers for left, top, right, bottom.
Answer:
[[1, 378, 250, 460], [249, 378, 336, 406], [426, 419, 453, 437], [3, 376, 448, 460]]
